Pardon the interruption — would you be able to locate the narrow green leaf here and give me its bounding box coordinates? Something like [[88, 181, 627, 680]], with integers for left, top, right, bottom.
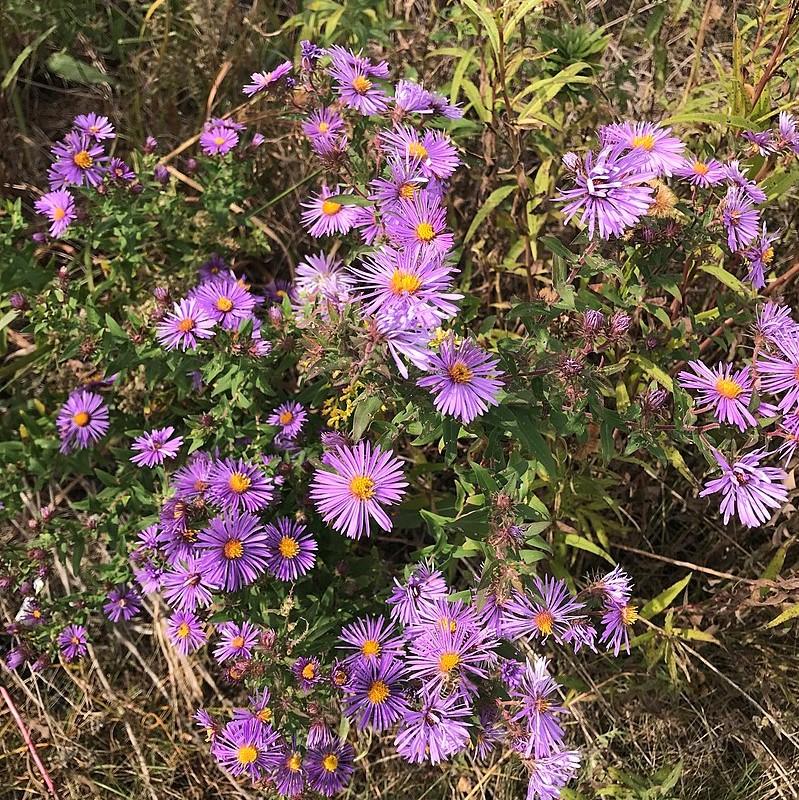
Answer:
[[640, 573, 691, 620], [766, 603, 799, 628], [2, 26, 57, 91], [563, 533, 613, 564], [464, 184, 516, 242]]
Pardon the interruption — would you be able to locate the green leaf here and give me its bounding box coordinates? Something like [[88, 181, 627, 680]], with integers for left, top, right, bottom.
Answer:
[[627, 353, 673, 392], [461, 0, 501, 58], [464, 184, 516, 243], [766, 603, 799, 628], [563, 533, 613, 564], [699, 263, 750, 297], [351, 395, 381, 439], [2, 26, 57, 91], [640, 573, 691, 620], [105, 313, 126, 339], [46, 52, 115, 86]]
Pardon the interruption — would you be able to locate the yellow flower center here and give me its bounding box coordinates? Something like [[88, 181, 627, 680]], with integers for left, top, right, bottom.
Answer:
[[621, 604, 639, 626], [228, 472, 252, 494], [322, 754, 339, 772], [257, 707, 272, 722], [631, 134, 655, 150], [178, 317, 195, 332], [53, 207, 66, 221], [408, 142, 428, 159], [71, 636, 80, 645], [322, 199, 342, 216], [415, 222, 435, 242], [333, 668, 348, 686], [535, 698, 551, 713], [278, 536, 300, 559], [177, 622, 191, 638], [279, 410, 294, 425], [301, 662, 316, 680], [398, 182, 416, 200], [32, 609, 42, 619], [714, 377, 742, 399], [361, 639, 380, 657], [367, 679, 390, 704], [447, 362, 473, 384], [390, 269, 422, 295], [438, 651, 460, 672], [72, 411, 90, 427], [73, 150, 93, 169], [763, 247, 774, 264], [287, 753, 302, 772], [349, 475, 376, 500], [692, 161, 710, 176], [318, 121, 330, 133], [216, 297, 233, 312], [213, 136, 225, 146], [223, 539, 244, 559], [533, 610, 555, 635], [352, 75, 371, 94], [231, 635, 245, 649], [237, 744, 258, 765], [437, 617, 457, 633]]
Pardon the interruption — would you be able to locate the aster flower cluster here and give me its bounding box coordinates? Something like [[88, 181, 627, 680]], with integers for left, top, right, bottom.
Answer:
[[191, 561, 636, 799], [676, 301, 799, 527], [558, 121, 780, 288]]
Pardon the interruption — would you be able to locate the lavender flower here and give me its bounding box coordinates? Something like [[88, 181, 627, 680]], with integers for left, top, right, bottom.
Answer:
[[34, 190, 77, 237], [267, 401, 308, 440], [394, 692, 471, 764], [73, 113, 115, 141], [673, 156, 726, 187], [193, 277, 258, 331], [57, 624, 88, 661], [379, 125, 460, 180], [599, 120, 685, 176], [207, 457, 274, 513], [721, 187, 760, 252], [211, 718, 281, 781], [214, 620, 260, 663], [338, 615, 405, 667], [103, 584, 142, 623], [300, 185, 361, 237], [344, 655, 409, 731], [161, 557, 219, 611], [263, 517, 317, 581], [196, 512, 270, 591], [130, 426, 184, 467], [155, 298, 216, 351], [242, 61, 293, 96], [56, 390, 110, 453], [166, 610, 207, 655], [677, 361, 757, 431], [200, 126, 239, 156]]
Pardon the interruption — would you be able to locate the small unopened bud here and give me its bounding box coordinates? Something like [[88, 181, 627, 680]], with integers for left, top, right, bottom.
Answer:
[[581, 309, 605, 337], [561, 152, 580, 173], [183, 157, 198, 175], [558, 354, 584, 378], [153, 164, 169, 185], [143, 135, 158, 154], [153, 286, 170, 303], [268, 306, 283, 325], [9, 292, 27, 311], [641, 387, 669, 414], [608, 311, 632, 339]]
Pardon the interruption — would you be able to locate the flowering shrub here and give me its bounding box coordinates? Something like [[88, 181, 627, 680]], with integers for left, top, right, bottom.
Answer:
[[2, 21, 799, 800]]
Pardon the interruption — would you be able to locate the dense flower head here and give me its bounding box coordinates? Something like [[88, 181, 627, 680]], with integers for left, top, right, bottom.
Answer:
[[558, 145, 655, 239], [344, 655, 409, 731], [211, 718, 282, 781], [417, 337, 504, 423], [103, 584, 142, 623], [302, 107, 345, 140], [721, 186, 760, 252], [208, 457, 274, 513], [379, 125, 460, 180], [673, 155, 726, 187], [338, 615, 405, 667], [305, 735, 355, 796], [166, 610, 207, 655], [242, 61, 292, 96], [192, 277, 258, 331], [200, 125, 239, 155], [509, 658, 566, 758], [214, 620, 260, 663], [598, 120, 685, 176], [395, 691, 471, 764], [678, 361, 757, 431], [758, 336, 799, 412], [295, 250, 353, 304], [130, 426, 184, 468], [161, 556, 219, 611], [156, 298, 216, 351], [172, 453, 213, 501], [723, 160, 767, 204], [292, 655, 323, 691], [273, 740, 306, 796], [267, 401, 308, 440], [196, 512, 270, 591], [384, 190, 455, 258], [387, 561, 449, 625], [502, 576, 586, 643], [369, 157, 427, 212], [232, 688, 274, 726], [49, 131, 108, 188], [309, 440, 408, 539], [57, 624, 88, 661], [301, 184, 361, 238], [525, 749, 581, 800], [56, 390, 110, 453], [35, 190, 77, 237], [753, 302, 799, 347], [73, 113, 115, 141], [700, 448, 788, 528], [326, 46, 390, 115], [742, 224, 778, 289], [263, 517, 317, 581]]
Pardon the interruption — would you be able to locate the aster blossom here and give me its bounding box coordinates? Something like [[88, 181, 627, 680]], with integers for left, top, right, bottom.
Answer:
[[387, 561, 449, 625], [721, 186, 760, 252], [384, 191, 455, 258], [673, 155, 726, 187], [379, 125, 460, 180], [49, 131, 107, 188], [742, 224, 778, 289], [300, 185, 361, 238], [242, 61, 292, 96], [207, 457, 274, 513], [509, 658, 567, 758], [56, 390, 110, 453], [166, 610, 207, 655], [267, 401, 308, 440], [211, 718, 281, 781], [598, 120, 685, 176], [161, 556, 219, 611], [130, 426, 183, 467], [103, 585, 142, 623], [156, 298, 216, 351], [678, 360, 757, 431], [338, 615, 405, 667], [57, 624, 88, 661], [700, 448, 788, 528], [34, 190, 77, 237], [199, 125, 239, 155], [301, 107, 345, 140], [394, 692, 471, 764], [263, 517, 317, 581], [214, 620, 261, 663], [192, 277, 258, 331], [305, 736, 355, 797], [344, 655, 409, 731], [309, 440, 408, 539], [326, 46, 389, 115], [501, 576, 586, 643], [73, 113, 115, 140]]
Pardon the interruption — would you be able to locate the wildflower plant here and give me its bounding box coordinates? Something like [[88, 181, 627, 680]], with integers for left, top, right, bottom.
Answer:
[[1, 21, 798, 800]]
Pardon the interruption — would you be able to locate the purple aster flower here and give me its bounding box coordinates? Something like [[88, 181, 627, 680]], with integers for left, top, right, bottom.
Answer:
[[6, 647, 28, 670], [344, 655, 409, 731], [352, 204, 384, 245], [199, 253, 227, 282], [742, 129, 777, 156], [73, 113, 115, 141], [172, 453, 213, 501], [429, 91, 462, 119], [242, 61, 293, 96], [300, 184, 361, 238], [310, 131, 349, 161], [57, 624, 88, 661], [273, 741, 306, 797], [192, 276, 257, 331], [410, 597, 480, 638], [144, 135, 158, 153], [721, 186, 760, 252], [700, 448, 788, 528], [130, 426, 184, 467], [778, 111, 799, 152], [394, 692, 471, 764], [562, 617, 599, 653], [309, 440, 408, 539], [369, 157, 427, 212], [22, 602, 45, 626], [107, 157, 135, 183], [56, 389, 110, 453], [753, 302, 799, 347], [103, 584, 142, 623], [673, 155, 726, 187], [292, 656, 323, 691], [352, 246, 461, 320], [757, 337, 799, 412], [407, 624, 497, 700], [599, 601, 639, 656], [166, 610, 206, 655], [501, 576, 586, 643], [267, 401, 308, 440], [34, 190, 77, 237], [473, 706, 504, 761], [137, 524, 160, 549], [510, 658, 566, 758], [302, 107, 345, 140], [200, 126, 239, 156], [233, 688, 274, 726], [133, 560, 163, 594], [593, 565, 633, 606], [161, 556, 219, 611], [599, 120, 685, 176], [214, 620, 260, 663], [500, 657, 526, 689], [194, 708, 220, 741], [417, 338, 504, 423], [249, 132, 265, 149], [677, 361, 757, 431], [211, 718, 282, 781], [777, 412, 799, 464], [558, 145, 655, 239], [372, 308, 435, 379], [393, 80, 434, 115], [295, 250, 353, 303], [156, 298, 216, 351], [723, 160, 767, 204], [384, 191, 454, 258], [49, 132, 107, 188], [742, 224, 778, 289], [327, 47, 389, 115], [208, 457, 274, 513], [338, 615, 405, 667], [525, 749, 581, 800], [263, 517, 317, 581], [196, 512, 270, 591], [305, 736, 355, 797], [301, 40, 323, 71], [387, 562, 449, 625], [379, 125, 460, 180]]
